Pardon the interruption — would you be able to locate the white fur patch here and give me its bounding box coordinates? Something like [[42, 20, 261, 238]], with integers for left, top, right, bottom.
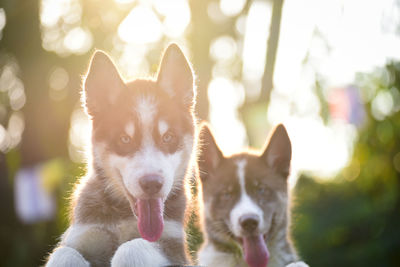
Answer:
[[62, 224, 91, 246], [60, 223, 116, 261], [136, 96, 157, 126], [125, 122, 135, 137], [286, 261, 310, 267], [230, 159, 264, 236], [198, 243, 236, 267], [46, 246, 89, 267], [115, 220, 140, 244], [111, 238, 169, 267], [61, 224, 109, 248], [162, 220, 184, 240], [158, 120, 169, 136], [110, 146, 183, 200]]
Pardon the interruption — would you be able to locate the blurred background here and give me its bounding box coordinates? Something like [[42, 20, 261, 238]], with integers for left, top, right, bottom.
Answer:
[[0, 0, 399, 266]]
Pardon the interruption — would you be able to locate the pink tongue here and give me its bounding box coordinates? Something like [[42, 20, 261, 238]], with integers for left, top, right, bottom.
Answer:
[[136, 198, 164, 242], [243, 235, 269, 267]]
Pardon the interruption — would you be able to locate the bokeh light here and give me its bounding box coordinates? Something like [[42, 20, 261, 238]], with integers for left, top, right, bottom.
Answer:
[[118, 5, 163, 44], [219, 0, 246, 17], [40, 0, 92, 55], [242, 1, 271, 98], [68, 108, 91, 163], [48, 67, 70, 101], [208, 77, 247, 155], [0, 55, 26, 153]]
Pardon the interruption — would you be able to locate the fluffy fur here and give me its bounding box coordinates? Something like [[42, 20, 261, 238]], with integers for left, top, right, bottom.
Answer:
[[46, 44, 197, 267], [197, 123, 308, 267]]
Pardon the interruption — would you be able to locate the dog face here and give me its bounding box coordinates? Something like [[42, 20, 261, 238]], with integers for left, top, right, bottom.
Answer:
[[83, 44, 195, 241], [199, 124, 291, 267]]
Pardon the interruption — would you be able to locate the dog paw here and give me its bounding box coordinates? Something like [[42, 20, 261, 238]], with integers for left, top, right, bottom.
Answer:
[[46, 246, 90, 267], [285, 261, 309, 267], [111, 238, 169, 267]]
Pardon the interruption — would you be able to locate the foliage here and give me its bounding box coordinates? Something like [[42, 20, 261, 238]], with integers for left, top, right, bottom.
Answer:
[[292, 61, 400, 267]]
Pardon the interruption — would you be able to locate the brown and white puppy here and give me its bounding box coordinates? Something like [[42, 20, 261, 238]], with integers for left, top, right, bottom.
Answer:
[[46, 44, 196, 267], [197, 123, 308, 267]]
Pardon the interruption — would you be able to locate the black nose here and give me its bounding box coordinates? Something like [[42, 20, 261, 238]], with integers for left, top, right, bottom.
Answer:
[[139, 175, 163, 195], [239, 214, 260, 233]]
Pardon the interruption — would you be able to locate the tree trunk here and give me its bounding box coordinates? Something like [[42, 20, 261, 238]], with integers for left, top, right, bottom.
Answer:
[[260, 0, 284, 103], [2, 0, 82, 166]]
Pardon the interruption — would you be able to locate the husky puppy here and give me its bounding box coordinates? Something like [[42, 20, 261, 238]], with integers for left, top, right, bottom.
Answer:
[[46, 44, 196, 267], [197, 123, 308, 267]]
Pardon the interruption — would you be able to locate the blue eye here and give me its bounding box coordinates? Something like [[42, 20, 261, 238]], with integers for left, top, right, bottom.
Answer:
[[120, 135, 131, 144]]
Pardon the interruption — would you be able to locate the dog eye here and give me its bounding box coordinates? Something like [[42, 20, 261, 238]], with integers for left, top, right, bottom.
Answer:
[[120, 134, 131, 144], [220, 191, 233, 201], [162, 131, 175, 144], [257, 186, 269, 195]]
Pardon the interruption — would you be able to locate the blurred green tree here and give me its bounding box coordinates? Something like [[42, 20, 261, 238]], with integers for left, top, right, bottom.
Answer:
[[292, 61, 400, 267]]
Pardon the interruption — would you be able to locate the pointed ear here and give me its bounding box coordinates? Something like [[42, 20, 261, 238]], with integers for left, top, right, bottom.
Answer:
[[83, 50, 124, 116], [198, 123, 223, 181], [261, 124, 292, 177], [157, 43, 195, 108]]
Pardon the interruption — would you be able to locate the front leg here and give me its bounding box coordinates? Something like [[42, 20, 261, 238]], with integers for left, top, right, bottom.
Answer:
[[111, 220, 188, 267], [198, 243, 238, 267], [111, 238, 170, 267], [157, 221, 189, 265], [46, 246, 90, 267], [47, 224, 118, 267], [267, 229, 299, 267]]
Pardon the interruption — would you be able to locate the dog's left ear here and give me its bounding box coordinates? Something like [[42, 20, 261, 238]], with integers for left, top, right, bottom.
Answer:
[[157, 43, 195, 108], [261, 124, 292, 177]]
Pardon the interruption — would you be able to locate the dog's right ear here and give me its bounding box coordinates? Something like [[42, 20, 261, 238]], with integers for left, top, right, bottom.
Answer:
[[83, 50, 124, 116], [198, 123, 223, 181]]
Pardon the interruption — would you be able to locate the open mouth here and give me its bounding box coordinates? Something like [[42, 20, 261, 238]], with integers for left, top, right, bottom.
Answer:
[[136, 198, 164, 242], [126, 190, 164, 242], [236, 234, 269, 267], [237, 233, 268, 245], [117, 169, 166, 242]]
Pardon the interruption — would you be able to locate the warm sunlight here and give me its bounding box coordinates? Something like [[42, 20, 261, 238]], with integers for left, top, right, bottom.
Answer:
[[269, 0, 400, 179], [242, 1, 271, 98], [3, 0, 400, 265], [118, 5, 163, 44], [47, 0, 400, 181], [208, 77, 247, 155], [68, 108, 91, 163]]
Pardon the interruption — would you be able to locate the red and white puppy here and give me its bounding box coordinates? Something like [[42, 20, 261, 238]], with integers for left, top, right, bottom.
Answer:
[[46, 44, 196, 267], [197, 123, 308, 267]]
